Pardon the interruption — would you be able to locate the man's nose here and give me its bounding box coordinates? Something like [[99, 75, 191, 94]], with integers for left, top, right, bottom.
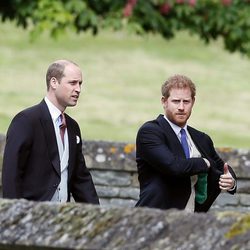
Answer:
[[75, 83, 81, 93], [178, 101, 184, 109]]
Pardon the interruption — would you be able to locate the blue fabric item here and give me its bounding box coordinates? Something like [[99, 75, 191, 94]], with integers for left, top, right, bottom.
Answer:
[[180, 128, 207, 204], [180, 129, 190, 158]]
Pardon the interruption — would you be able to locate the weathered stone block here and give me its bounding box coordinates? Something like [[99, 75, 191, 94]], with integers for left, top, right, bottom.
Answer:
[[91, 170, 132, 186], [131, 172, 139, 187], [214, 192, 240, 206], [118, 187, 139, 200], [1, 199, 250, 250], [100, 198, 137, 208], [237, 179, 250, 194], [96, 186, 139, 200], [83, 140, 136, 172], [96, 185, 120, 198], [240, 194, 250, 206]]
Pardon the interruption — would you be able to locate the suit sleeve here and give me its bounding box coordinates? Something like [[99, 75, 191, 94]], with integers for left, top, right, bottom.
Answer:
[[2, 113, 33, 198], [198, 134, 237, 193], [195, 133, 237, 212], [136, 124, 209, 177]]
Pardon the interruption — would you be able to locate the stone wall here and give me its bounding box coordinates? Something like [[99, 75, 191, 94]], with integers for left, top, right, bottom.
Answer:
[[0, 134, 250, 211], [0, 199, 250, 250]]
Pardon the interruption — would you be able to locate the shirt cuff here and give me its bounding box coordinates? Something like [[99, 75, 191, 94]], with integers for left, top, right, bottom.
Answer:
[[203, 158, 210, 167]]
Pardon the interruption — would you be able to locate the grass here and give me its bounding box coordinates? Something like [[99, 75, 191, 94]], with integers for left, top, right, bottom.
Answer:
[[1, 21, 250, 148]]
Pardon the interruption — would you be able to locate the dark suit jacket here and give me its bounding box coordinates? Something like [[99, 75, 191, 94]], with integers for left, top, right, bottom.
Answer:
[[2, 100, 99, 204], [135, 115, 236, 212]]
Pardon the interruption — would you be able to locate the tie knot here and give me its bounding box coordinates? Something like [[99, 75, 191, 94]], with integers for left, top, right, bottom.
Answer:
[[59, 113, 66, 129], [180, 128, 186, 136]]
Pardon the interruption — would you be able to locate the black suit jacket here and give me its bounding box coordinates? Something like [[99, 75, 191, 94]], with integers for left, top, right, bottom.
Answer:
[[135, 115, 236, 212], [2, 100, 99, 204]]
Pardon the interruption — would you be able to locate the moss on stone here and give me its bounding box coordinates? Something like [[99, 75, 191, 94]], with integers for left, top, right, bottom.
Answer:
[[225, 214, 250, 239]]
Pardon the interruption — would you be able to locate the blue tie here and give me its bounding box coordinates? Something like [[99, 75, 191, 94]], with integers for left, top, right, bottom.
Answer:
[[180, 128, 208, 204], [180, 129, 190, 158]]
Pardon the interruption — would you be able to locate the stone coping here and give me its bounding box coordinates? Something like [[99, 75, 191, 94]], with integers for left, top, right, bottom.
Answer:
[[0, 198, 250, 249]]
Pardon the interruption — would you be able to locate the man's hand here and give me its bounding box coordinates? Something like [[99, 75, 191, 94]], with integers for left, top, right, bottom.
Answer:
[[219, 163, 235, 191]]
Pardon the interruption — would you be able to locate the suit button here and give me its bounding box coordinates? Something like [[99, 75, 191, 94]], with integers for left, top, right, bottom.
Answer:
[[53, 184, 58, 188]]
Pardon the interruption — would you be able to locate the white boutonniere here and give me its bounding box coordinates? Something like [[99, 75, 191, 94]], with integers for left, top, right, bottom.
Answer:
[[76, 135, 80, 144]]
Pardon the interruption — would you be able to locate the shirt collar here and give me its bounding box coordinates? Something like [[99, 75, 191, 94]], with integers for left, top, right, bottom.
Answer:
[[44, 96, 62, 122], [163, 115, 188, 136]]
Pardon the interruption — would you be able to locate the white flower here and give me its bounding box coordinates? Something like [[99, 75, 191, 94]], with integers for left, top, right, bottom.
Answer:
[[76, 135, 80, 144]]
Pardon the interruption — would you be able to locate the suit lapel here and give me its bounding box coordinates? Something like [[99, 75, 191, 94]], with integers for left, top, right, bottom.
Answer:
[[187, 127, 207, 158], [39, 100, 61, 176], [157, 115, 185, 158]]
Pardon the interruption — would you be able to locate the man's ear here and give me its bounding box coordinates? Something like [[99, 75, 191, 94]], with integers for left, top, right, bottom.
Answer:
[[161, 96, 166, 104], [50, 77, 58, 90]]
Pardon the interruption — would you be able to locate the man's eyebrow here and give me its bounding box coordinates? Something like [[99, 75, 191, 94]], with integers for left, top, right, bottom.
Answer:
[[69, 79, 82, 82]]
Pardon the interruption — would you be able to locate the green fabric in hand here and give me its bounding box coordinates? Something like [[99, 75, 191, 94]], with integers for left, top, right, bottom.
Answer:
[[195, 173, 207, 204]]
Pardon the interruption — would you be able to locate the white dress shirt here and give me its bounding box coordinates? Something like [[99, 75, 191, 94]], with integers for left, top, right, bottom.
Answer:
[[45, 97, 69, 203], [164, 116, 200, 212]]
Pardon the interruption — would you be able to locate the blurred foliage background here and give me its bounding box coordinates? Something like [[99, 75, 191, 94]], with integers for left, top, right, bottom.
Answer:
[[0, 0, 250, 148]]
